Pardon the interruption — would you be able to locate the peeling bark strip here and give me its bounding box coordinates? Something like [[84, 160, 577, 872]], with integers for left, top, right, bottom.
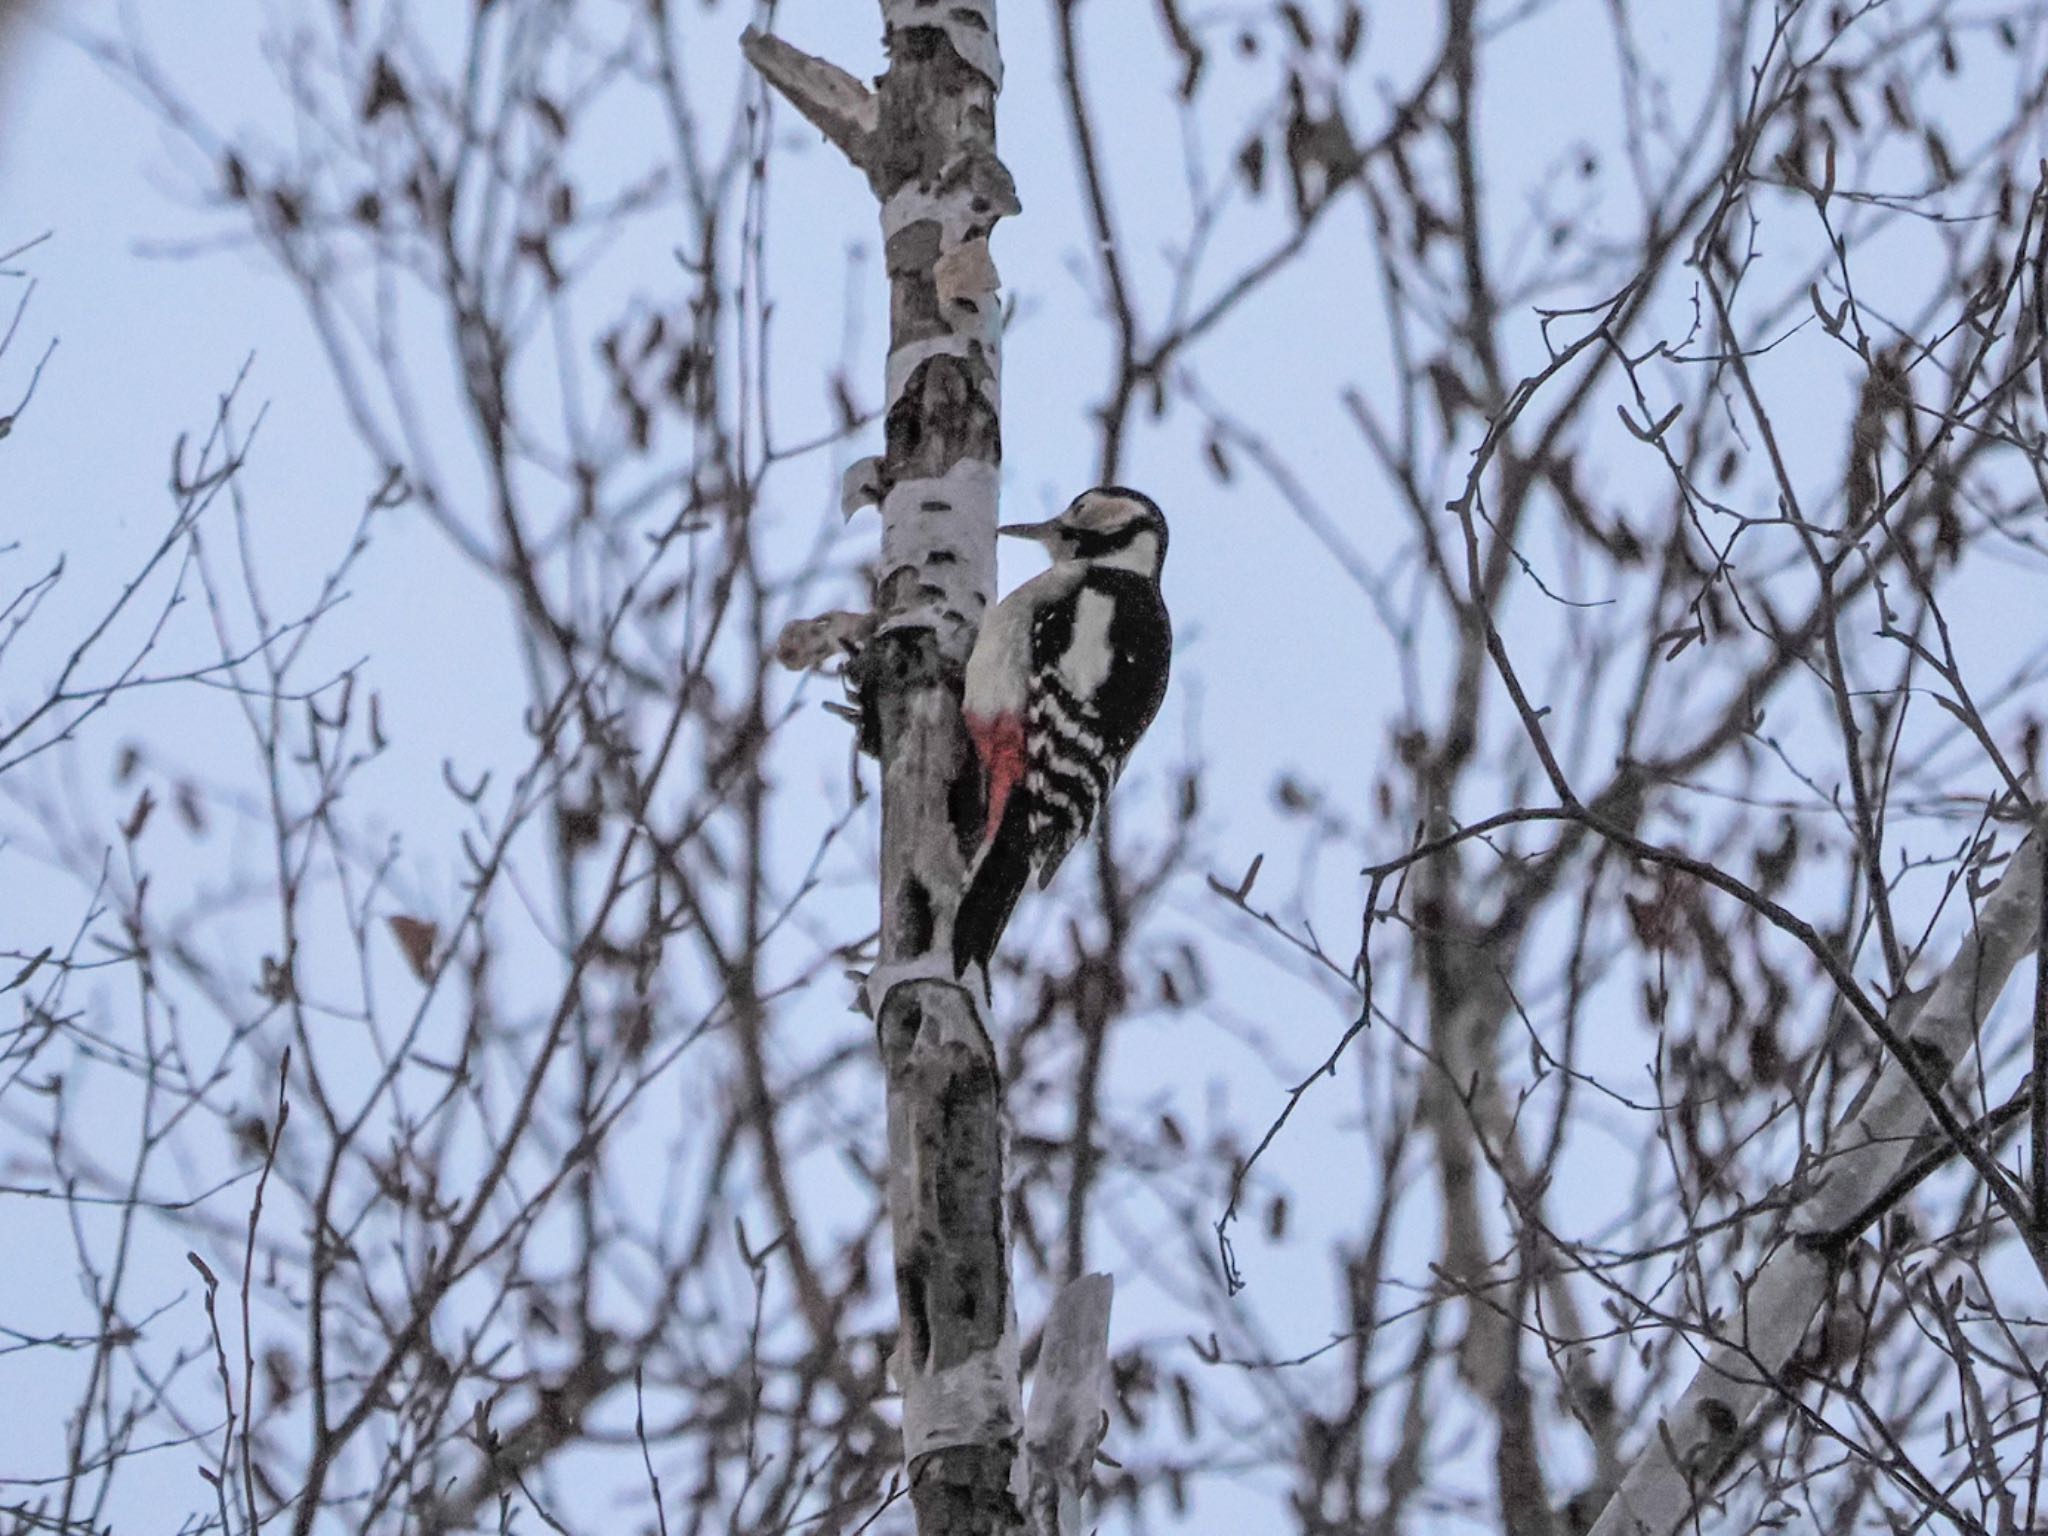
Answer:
[[747, 10, 1103, 1534], [1589, 823, 2046, 1536]]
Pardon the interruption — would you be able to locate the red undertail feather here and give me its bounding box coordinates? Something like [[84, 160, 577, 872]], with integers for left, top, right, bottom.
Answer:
[[966, 711, 1026, 845]]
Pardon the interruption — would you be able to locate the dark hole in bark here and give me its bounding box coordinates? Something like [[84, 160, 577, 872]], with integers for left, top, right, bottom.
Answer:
[[900, 1244, 932, 1373], [927, 548, 958, 565], [900, 878, 934, 954], [897, 24, 944, 61], [850, 646, 883, 757], [950, 753, 984, 860]]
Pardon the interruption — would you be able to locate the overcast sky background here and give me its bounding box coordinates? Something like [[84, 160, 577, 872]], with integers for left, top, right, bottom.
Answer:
[[4, 2, 2040, 1530]]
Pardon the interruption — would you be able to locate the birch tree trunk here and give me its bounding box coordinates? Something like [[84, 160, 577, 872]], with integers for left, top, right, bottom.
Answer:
[[1589, 821, 2046, 1536], [746, 10, 1106, 1534]]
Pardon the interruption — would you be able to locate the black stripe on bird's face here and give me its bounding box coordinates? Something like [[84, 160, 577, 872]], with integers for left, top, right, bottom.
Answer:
[[1069, 521, 1151, 559]]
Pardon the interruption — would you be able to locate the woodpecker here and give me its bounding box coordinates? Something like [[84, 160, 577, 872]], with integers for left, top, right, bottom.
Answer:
[[952, 487, 1172, 980]]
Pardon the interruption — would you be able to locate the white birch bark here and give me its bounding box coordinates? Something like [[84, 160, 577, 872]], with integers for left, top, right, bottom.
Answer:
[[1589, 823, 2044, 1536], [748, 10, 1110, 1532]]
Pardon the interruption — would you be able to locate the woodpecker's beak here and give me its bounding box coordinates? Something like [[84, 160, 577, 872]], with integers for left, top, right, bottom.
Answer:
[[997, 517, 1065, 544]]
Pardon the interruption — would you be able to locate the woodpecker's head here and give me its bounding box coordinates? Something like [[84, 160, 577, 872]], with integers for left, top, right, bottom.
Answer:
[[999, 487, 1167, 578]]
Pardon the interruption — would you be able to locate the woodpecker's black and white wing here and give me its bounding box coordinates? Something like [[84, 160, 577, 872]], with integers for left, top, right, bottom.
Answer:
[[952, 487, 1173, 981], [1020, 567, 1172, 887]]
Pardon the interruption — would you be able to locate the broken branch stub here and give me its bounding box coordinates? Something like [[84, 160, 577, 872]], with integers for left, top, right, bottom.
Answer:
[[1023, 1274, 1114, 1536], [738, 28, 877, 165]]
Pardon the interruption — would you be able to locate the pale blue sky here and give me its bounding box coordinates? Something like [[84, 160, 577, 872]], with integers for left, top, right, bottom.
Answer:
[[4, 3, 2044, 1532]]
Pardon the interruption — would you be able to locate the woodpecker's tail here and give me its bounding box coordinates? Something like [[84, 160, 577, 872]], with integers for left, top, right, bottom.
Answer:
[[952, 797, 1034, 981]]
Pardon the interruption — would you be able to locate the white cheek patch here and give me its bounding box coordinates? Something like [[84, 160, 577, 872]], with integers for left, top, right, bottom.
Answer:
[[1059, 588, 1118, 699], [1095, 530, 1159, 574]]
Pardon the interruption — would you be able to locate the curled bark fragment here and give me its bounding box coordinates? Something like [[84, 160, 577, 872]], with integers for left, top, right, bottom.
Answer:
[[936, 237, 1001, 311], [842, 455, 888, 518], [773, 609, 873, 673]]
